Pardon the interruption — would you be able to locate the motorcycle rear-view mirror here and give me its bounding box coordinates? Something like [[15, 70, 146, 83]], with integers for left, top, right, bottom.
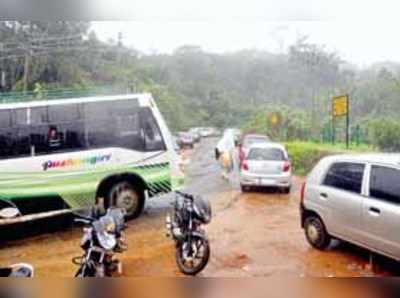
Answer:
[[0, 207, 20, 219]]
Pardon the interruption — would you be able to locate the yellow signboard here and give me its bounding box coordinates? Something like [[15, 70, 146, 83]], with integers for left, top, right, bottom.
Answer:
[[333, 95, 349, 117], [269, 112, 281, 127]]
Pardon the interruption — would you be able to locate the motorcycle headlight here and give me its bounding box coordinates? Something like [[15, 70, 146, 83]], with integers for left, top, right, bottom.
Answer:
[[97, 232, 117, 250], [105, 221, 116, 233], [99, 215, 117, 233]]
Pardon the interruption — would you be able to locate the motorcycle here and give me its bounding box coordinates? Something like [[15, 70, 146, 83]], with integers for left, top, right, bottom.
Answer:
[[0, 199, 34, 277], [166, 191, 212, 275], [72, 207, 127, 277]]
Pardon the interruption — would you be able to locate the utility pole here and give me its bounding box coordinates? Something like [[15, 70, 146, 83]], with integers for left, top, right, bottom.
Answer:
[[23, 49, 31, 93], [1, 71, 5, 90], [0, 42, 5, 90], [117, 32, 123, 65], [118, 32, 123, 47]]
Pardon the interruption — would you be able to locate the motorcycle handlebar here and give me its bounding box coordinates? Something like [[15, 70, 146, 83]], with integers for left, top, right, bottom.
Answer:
[[71, 210, 96, 223], [74, 218, 92, 225], [175, 191, 194, 200]]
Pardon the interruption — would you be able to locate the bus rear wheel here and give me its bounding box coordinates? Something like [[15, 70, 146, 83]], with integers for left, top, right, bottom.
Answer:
[[107, 181, 144, 220]]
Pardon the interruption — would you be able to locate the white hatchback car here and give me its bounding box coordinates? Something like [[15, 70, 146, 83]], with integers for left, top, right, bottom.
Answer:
[[301, 154, 400, 261], [240, 143, 292, 193]]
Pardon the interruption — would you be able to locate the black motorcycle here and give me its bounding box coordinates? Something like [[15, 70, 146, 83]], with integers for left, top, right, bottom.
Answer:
[[0, 199, 34, 277], [72, 207, 127, 277], [166, 191, 212, 275]]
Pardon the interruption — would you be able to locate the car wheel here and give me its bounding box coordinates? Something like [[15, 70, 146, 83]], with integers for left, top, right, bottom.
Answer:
[[240, 184, 249, 192], [304, 215, 331, 250], [107, 181, 145, 220], [282, 186, 291, 194]]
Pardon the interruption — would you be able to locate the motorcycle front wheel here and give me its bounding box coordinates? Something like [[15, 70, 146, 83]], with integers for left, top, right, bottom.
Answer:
[[75, 264, 104, 277], [176, 238, 210, 276]]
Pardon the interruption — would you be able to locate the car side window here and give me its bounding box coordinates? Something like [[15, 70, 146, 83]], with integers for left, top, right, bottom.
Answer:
[[323, 162, 365, 194], [370, 166, 400, 204]]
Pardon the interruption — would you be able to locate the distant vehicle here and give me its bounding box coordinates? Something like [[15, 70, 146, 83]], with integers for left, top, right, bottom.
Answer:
[[199, 127, 215, 138], [213, 128, 223, 137], [0, 93, 184, 222], [188, 128, 201, 143], [301, 154, 400, 261], [239, 134, 270, 163], [178, 132, 195, 149], [240, 142, 291, 193], [172, 136, 180, 153]]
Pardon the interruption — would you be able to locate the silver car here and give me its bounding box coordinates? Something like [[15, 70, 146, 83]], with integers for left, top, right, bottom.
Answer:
[[301, 154, 400, 261], [239, 134, 270, 163], [240, 143, 292, 193]]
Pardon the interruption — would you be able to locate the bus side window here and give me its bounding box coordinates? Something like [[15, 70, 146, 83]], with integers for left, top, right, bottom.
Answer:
[[0, 111, 14, 159], [115, 114, 144, 151], [13, 109, 28, 126], [141, 109, 165, 152], [15, 130, 30, 156], [0, 129, 13, 159], [0, 110, 11, 128], [30, 126, 48, 155], [28, 107, 49, 155], [46, 104, 85, 153]]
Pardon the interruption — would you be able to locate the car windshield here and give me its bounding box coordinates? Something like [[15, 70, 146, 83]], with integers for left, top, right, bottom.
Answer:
[[247, 148, 285, 161]]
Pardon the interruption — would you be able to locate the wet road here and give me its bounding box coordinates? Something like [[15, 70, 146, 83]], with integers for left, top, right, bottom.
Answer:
[[0, 138, 398, 277]]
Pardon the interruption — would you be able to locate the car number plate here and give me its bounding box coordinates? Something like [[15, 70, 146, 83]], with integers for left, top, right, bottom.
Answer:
[[260, 178, 275, 185]]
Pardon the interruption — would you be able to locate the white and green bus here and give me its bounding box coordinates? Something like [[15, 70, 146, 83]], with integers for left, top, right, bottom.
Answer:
[[0, 93, 184, 223]]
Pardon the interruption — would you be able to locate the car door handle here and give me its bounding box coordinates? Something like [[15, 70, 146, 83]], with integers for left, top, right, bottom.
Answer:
[[320, 193, 328, 199], [369, 207, 381, 216]]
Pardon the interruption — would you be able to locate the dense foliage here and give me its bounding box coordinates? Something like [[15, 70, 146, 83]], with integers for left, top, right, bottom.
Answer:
[[1, 22, 400, 150]]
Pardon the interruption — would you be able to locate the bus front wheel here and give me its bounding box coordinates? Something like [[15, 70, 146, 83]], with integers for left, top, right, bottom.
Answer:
[[107, 181, 145, 220]]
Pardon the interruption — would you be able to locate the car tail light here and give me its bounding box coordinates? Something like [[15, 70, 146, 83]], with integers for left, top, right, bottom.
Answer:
[[300, 182, 306, 204], [283, 161, 291, 172], [241, 160, 249, 171]]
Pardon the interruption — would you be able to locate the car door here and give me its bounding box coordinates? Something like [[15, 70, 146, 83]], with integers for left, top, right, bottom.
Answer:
[[361, 164, 400, 258], [320, 162, 366, 242]]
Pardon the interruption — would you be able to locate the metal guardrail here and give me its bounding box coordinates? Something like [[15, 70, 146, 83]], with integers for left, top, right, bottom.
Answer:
[[0, 209, 73, 225], [0, 87, 129, 104]]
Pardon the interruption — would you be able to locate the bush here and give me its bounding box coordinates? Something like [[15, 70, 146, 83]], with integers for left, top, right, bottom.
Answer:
[[368, 119, 400, 152], [285, 142, 373, 176], [284, 142, 336, 176]]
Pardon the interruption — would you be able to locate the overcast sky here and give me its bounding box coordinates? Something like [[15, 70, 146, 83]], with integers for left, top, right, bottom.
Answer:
[[91, 0, 400, 66]]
